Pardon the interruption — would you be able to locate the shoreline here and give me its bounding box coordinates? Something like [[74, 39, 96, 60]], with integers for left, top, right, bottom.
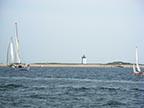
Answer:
[[0, 63, 135, 68], [30, 64, 134, 68]]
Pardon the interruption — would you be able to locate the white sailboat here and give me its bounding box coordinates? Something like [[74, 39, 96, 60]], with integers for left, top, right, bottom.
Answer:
[[133, 47, 144, 76], [7, 22, 30, 70]]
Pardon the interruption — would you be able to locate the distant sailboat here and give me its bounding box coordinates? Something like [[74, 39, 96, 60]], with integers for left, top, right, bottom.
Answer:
[[7, 22, 30, 70], [133, 47, 144, 76]]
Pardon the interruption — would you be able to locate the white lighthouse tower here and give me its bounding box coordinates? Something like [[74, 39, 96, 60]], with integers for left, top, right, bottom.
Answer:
[[81, 55, 87, 64]]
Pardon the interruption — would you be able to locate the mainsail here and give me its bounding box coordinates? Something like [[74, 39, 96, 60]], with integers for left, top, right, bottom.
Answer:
[[133, 64, 136, 72], [135, 47, 141, 72], [15, 22, 21, 63]]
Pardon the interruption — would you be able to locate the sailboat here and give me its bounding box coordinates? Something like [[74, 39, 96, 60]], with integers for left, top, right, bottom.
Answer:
[[7, 22, 30, 70], [133, 47, 144, 76]]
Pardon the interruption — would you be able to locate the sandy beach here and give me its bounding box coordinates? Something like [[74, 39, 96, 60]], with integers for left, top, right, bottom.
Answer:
[[20, 63, 133, 68], [1, 63, 142, 68], [0, 64, 7, 67]]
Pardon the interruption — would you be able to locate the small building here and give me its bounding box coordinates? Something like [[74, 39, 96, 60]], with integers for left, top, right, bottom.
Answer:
[[81, 55, 87, 64]]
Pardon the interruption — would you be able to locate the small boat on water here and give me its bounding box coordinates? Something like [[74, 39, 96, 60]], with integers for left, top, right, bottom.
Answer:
[[7, 22, 30, 70], [133, 47, 144, 76]]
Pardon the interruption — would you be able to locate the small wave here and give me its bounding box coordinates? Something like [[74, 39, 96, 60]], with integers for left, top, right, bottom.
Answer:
[[31, 85, 49, 90], [67, 86, 90, 92], [99, 87, 121, 91], [0, 83, 24, 90], [103, 100, 126, 106], [132, 88, 144, 92], [30, 94, 47, 99], [64, 86, 91, 95], [0, 77, 144, 84]]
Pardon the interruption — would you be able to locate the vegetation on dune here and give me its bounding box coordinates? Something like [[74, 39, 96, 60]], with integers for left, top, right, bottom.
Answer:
[[106, 61, 132, 65]]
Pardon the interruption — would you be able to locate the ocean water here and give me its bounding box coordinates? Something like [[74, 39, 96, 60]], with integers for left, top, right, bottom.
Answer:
[[0, 66, 144, 108]]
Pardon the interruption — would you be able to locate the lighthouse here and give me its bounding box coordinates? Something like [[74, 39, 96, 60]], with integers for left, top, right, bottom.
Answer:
[[81, 55, 87, 64]]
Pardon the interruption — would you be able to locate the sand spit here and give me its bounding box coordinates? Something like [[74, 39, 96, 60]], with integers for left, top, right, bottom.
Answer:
[[29, 63, 133, 68], [0, 64, 7, 67], [1, 63, 143, 68]]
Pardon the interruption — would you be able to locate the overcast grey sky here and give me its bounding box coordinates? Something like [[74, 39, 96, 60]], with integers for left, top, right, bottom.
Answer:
[[1, 0, 144, 64]]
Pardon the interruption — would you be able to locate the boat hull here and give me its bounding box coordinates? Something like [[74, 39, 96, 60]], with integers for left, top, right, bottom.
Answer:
[[8, 63, 30, 71], [133, 71, 144, 76]]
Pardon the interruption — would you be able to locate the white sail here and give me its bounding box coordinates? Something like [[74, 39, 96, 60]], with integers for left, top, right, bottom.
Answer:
[[15, 22, 21, 63], [7, 37, 14, 65], [133, 64, 136, 72], [135, 47, 141, 72], [10, 40, 14, 63], [15, 36, 21, 63]]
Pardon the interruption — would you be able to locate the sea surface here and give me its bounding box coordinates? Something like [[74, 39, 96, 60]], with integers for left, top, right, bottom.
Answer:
[[0, 66, 144, 108]]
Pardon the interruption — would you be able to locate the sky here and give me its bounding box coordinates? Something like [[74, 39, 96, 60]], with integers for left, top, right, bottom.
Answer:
[[1, 0, 144, 64]]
